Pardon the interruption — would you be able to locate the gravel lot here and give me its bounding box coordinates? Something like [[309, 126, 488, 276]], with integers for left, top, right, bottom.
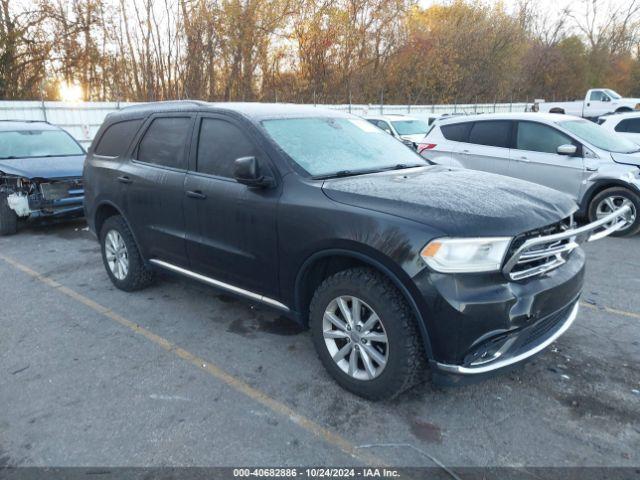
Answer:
[[0, 218, 639, 470]]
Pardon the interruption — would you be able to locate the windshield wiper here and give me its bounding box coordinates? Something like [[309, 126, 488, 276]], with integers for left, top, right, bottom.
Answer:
[[313, 163, 426, 180]]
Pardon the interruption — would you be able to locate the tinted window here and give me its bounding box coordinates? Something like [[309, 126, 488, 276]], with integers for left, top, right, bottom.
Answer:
[[197, 118, 258, 178], [516, 122, 573, 154], [440, 122, 472, 142], [137, 117, 191, 169], [468, 121, 511, 148], [616, 118, 640, 133], [94, 119, 143, 157], [590, 91, 606, 101]]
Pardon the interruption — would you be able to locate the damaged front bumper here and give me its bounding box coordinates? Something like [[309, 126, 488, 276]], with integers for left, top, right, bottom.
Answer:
[[2, 176, 84, 219], [416, 206, 632, 384]]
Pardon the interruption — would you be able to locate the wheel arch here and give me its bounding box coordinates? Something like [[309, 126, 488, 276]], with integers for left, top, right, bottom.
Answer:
[[93, 200, 148, 265], [580, 180, 640, 217], [615, 107, 633, 113], [294, 248, 434, 359], [549, 107, 565, 114]]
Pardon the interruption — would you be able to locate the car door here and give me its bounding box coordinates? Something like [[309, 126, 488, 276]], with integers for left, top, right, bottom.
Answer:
[[118, 113, 194, 266], [460, 120, 513, 175], [508, 121, 584, 199], [585, 91, 611, 118], [183, 114, 280, 297]]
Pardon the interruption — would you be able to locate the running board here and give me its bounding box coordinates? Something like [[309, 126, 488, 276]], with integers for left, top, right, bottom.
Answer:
[[149, 259, 290, 312]]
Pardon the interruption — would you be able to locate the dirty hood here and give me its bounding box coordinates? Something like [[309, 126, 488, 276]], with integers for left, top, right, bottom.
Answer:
[[611, 151, 640, 167], [0, 155, 85, 179], [322, 166, 577, 237]]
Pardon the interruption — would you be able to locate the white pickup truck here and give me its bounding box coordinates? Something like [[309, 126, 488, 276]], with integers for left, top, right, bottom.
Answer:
[[532, 88, 640, 119]]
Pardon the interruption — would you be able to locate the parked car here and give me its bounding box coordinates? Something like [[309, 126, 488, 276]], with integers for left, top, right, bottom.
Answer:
[[419, 112, 640, 236], [364, 114, 432, 146], [0, 120, 86, 236], [598, 111, 640, 144], [83, 102, 628, 400], [532, 88, 640, 120]]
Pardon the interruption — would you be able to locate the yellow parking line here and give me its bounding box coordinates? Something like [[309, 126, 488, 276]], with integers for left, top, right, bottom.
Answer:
[[0, 253, 384, 466], [580, 301, 640, 320]]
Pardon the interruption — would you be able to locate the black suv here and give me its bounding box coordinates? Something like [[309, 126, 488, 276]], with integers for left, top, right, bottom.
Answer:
[[83, 101, 628, 399]]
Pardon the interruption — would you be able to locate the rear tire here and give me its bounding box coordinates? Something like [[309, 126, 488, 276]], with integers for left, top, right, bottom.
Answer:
[[588, 187, 640, 237], [0, 194, 18, 236], [100, 215, 154, 291], [309, 267, 426, 400]]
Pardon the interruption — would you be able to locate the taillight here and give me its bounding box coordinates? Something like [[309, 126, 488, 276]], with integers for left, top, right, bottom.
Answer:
[[417, 143, 437, 154]]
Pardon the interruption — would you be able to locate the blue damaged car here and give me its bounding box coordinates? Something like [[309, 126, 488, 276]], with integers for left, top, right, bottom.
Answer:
[[0, 120, 85, 235]]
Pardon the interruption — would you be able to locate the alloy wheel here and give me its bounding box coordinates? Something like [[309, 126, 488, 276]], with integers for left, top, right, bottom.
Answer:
[[322, 295, 389, 381], [105, 229, 129, 280], [595, 195, 636, 229]]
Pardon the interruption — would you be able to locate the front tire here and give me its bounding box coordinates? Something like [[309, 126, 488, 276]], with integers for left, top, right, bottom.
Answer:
[[309, 267, 426, 400], [100, 215, 154, 291], [0, 194, 18, 236], [588, 187, 640, 237]]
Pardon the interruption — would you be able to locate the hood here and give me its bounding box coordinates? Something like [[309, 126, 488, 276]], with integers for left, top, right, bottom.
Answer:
[[0, 155, 85, 179], [322, 166, 577, 237], [611, 151, 640, 167], [400, 134, 427, 143]]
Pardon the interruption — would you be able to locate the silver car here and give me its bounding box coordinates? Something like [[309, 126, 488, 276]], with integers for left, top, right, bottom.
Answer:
[[420, 112, 640, 236]]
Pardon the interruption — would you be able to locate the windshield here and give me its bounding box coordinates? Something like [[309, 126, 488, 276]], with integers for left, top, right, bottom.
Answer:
[[391, 119, 429, 136], [262, 117, 426, 177], [559, 120, 639, 153], [0, 130, 84, 159], [604, 89, 622, 100]]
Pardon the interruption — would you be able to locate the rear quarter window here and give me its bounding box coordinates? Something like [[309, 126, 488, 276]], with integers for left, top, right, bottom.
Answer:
[[440, 122, 472, 142], [94, 119, 143, 157]]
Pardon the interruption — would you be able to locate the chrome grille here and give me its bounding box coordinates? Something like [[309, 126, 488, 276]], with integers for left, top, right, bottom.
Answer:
[[503, 206, 632, 281]]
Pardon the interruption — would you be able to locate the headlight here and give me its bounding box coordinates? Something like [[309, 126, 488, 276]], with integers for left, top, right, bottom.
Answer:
[[421, 237, 512, 273]]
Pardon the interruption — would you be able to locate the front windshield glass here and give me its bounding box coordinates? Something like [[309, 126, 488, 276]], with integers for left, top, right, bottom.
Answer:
[[559, 120, 639, 153], [261, 117, 426, 177], [0, 130, 84, 159], [391, 119, 429, 136], [604, 89, 622, 100]]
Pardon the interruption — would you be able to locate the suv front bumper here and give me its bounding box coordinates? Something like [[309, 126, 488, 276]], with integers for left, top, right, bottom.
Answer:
[[414, 206, 631, 383]]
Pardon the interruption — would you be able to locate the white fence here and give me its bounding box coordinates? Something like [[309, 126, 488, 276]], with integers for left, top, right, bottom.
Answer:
[[0, 100, 529, 146]]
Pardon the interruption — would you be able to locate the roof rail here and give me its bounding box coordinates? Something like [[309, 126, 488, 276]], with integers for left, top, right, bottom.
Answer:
[[0, 119, 50, 124], [118, 100, 208, 111]]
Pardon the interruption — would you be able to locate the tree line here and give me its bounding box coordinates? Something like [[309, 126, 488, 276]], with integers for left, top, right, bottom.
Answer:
[[1, 0, 639, 104]]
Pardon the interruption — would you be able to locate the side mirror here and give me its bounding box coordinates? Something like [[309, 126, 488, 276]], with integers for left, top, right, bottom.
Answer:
[[401, 139, 417, 150], [557, 144, 578, 156], [233, 156, 275, 188]]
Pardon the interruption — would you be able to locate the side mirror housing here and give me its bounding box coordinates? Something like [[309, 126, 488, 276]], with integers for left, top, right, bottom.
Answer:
[[233, 156, 275, 188], [557, 144, 578, 156]]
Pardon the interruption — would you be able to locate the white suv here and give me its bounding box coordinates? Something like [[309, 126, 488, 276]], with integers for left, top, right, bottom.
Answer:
[[419, 112, 640, 236], [599, 112, 640, 145]]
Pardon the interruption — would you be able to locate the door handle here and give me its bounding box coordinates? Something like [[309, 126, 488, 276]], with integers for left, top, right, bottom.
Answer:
[[117, 175, 132, 184], [186, 190, 207, 200], [462, 149, 470, 153], [517, 156, 529, 162]]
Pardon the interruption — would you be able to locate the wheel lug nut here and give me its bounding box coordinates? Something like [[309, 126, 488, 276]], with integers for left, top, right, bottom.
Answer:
[[356, 325, 361, 332], [361, 338, 367, 344], [346, 325, 351, 331]]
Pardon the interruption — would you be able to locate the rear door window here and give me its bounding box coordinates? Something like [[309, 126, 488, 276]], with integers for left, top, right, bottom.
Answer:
[[136, 117, 192, 169], [196, 118, 258, 178], [468, 121, 512, 148], [616, 118, 640, 133], [516, 122, 574, 154], [440, 122, 472, 142], [94, 119, 143, 157]]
